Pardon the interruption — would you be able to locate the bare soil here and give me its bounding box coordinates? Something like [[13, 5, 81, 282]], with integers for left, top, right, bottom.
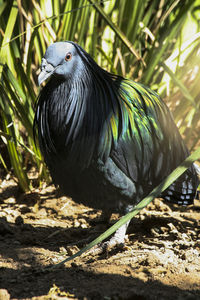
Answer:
[[0, 176, 200, 300]]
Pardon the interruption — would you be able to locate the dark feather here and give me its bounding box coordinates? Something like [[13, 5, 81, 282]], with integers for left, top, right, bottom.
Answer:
[[34, 42, 199, 213]]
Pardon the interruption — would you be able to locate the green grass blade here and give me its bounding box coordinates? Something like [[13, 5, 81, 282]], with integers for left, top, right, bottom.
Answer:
[[88, 0, 145, 66], [0, 0, 18, 76], [0, 101, 30, 192], [143, 1, 194, 84], [0, 152, 9, 173], [160, 62, 196, 106], [26, 27, 39, 78], [2, 69, 34, 137], [58, 0, 73, 40], [0, 1, 7, 16]]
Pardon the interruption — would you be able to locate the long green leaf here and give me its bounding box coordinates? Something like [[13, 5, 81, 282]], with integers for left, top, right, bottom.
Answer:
[[0, 100, 29, 192], [161, 62, 196, 106], [143, 1, 194, 84], [88, 0, 146, 66], [0, 0, 18, 76]]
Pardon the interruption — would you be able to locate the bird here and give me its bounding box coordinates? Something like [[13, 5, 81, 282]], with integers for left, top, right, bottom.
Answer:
[[34, 41, 199, 250]]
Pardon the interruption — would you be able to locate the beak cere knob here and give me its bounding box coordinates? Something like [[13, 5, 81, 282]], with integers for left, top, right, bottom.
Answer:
[[38, 58, 55, 86]]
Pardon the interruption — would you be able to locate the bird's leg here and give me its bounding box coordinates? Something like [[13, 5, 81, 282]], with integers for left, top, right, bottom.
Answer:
[[90, 205, 133, 254], [103, 220, 131, 248], [89, 220, 130, 255]]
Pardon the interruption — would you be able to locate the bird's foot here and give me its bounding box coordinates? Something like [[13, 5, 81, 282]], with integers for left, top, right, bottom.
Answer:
[[93, 235, 129, 255], [88, 222, 130, 255]]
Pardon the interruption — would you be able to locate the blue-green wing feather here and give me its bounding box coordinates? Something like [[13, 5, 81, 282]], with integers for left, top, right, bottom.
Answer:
[[108, 79, 198, 204]]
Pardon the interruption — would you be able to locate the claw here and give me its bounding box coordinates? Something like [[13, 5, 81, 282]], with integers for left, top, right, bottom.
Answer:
[[87, 221, 130, 255]]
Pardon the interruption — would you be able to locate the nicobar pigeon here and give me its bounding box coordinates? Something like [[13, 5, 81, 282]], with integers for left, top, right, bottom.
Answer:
[[34, 41, 199, 249]]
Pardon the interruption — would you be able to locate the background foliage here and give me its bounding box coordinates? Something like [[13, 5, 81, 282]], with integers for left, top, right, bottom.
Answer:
[[0, 0, 200, 192]]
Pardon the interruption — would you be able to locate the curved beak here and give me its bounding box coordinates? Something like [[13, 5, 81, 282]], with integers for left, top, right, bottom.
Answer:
[[38, 58, 55, 86]]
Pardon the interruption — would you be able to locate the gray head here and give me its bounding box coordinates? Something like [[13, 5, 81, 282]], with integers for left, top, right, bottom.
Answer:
[[38, 41, 83, 85]]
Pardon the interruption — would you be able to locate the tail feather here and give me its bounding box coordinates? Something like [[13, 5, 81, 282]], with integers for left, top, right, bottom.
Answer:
[[194, 163, 200, 176], [161, 165, 199, 205]]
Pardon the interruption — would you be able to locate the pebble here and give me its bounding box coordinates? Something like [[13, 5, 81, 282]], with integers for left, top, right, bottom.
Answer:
[[65, 245, 79, 256], [0, 289, 10, 300], [168, 222, 178, 234], [73, 219, 80, 227], [4, 197, 16, 204]]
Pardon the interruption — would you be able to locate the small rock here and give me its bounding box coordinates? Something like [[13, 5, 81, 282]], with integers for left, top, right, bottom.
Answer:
[[0, 289, 10, 300], [59, 247, 68, 254], [149, 267, 167, 275], [37, 208, 47, 217], [181, 233, 191, 241], [81, 223, 87, 228], [65, 245, 79, 256], [4, 197, 16, 204], [73, 219, 80, 227]]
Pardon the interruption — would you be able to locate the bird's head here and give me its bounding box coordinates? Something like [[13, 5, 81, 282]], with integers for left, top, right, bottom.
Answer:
[[38, 41, 85, 85]]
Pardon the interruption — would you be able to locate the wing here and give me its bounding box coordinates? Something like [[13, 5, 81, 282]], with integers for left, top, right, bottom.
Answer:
[[110, 79, 198, 204]]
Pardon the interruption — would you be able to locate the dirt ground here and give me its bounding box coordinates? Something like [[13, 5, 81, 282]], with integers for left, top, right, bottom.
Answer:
[[0, 175, 200, 300]]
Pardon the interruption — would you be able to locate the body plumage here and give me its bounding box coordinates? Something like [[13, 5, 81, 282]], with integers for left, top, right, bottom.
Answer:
[[34, 41, 199, 245]]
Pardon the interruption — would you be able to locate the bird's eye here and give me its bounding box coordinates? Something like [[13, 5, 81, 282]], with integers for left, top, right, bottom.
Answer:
[[65, 52, 72, 61]]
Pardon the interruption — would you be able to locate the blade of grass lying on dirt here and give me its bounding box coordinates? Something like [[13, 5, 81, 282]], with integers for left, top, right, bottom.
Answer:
[[48, 146, 200, 269]]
